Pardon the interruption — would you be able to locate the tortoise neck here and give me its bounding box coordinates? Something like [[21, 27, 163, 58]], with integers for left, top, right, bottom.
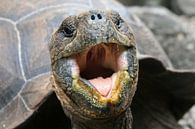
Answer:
[[71, 107, 132, 129]]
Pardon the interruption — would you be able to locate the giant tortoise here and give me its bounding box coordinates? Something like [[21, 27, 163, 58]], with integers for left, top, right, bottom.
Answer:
[[0, 0, 195, 129]]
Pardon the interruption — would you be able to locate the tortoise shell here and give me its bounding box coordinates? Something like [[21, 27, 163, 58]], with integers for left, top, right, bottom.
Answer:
[[0, 0, 194, 129]]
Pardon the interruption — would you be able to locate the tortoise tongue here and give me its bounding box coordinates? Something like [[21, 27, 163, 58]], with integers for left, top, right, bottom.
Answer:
[[89, 77, 112, 97]]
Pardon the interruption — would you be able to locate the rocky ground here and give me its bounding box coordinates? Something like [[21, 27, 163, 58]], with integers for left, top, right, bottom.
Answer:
[[117, 0, 195, 129]]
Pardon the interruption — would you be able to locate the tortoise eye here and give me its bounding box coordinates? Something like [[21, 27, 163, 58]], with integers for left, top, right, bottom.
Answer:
[[110, 11, 123, 29], [61, 26, 75, 37], [115, 19, 122, 29], [58, 16, 77, 38]]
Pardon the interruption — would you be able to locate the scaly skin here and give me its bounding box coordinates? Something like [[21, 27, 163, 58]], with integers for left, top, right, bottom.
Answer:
[[49, 10, 138, 129]]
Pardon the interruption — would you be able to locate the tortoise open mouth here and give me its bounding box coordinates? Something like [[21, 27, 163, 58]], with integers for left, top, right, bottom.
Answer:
[[72, 43, 128, 97]]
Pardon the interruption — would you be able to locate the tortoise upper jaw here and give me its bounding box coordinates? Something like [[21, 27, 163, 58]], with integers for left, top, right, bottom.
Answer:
[[53, 14, 133, 59]]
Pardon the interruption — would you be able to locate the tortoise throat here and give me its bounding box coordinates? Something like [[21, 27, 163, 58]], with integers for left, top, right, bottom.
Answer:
[[74, 43, 122, 80]]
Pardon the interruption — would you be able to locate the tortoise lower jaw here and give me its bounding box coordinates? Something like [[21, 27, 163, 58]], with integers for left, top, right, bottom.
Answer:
[[72, 70, 130, 104]]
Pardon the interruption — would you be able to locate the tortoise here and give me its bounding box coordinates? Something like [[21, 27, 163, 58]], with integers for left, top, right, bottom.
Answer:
[[0, 0, 195, 129]]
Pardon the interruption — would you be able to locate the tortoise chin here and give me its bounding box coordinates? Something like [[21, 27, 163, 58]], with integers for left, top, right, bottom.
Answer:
[[50, 10, 138, 119]]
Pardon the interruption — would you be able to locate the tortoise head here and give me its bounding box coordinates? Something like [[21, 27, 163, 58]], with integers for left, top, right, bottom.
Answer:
[[49, 10, 138, 120]]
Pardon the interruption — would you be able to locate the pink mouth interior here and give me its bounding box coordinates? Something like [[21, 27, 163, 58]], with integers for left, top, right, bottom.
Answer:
[[89, 77, 112, 97], [73, 43, 124, 97]]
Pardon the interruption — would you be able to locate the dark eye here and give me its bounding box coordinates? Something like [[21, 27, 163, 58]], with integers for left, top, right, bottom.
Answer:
[[61, 26, 75, 37], [58, 16, 77, 38], [115, 19, 122, 29], [110, 12, 123, 29]]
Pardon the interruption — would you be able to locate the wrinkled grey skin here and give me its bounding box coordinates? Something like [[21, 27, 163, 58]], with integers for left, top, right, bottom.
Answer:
[[117, 0, 195, 16], [129, 7, 195, 69], [129, 7, 195, 129], [171, 0, 195, 16]]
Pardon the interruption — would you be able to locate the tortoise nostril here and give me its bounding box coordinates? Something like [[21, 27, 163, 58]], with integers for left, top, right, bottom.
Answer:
[[91, 15, 95, 20], [97, 14, 102, 19], [91, 14, 103, 20]]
